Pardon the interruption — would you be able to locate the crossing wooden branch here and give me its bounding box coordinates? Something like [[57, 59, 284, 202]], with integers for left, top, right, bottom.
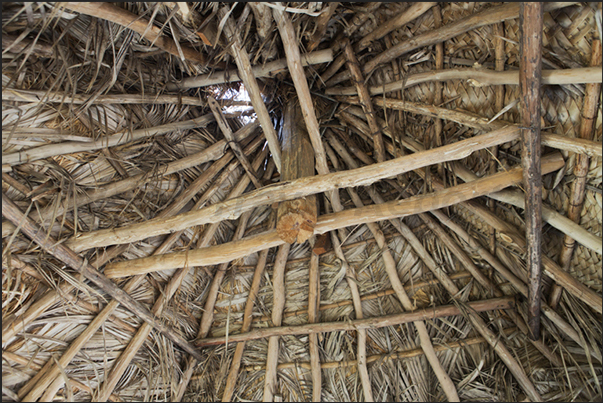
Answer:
[[272, 5, 330, 175], [103, 152, 564, 278], [195, 297, 514, 347], [67, 126, 522, 252], [1, 192, 204, 362], [209, 97, 262, 189], [219, 6, 282, 173]]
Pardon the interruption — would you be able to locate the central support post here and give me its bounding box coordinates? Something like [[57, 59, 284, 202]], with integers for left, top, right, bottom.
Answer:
[[276, 100, 318, 244], [519, 1, 544, 341]]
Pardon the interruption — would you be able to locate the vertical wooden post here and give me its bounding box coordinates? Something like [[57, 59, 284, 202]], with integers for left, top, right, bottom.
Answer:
[[519, 2, 544, 341], [549, 39, 602, 308], [276, 101, 318, 244]]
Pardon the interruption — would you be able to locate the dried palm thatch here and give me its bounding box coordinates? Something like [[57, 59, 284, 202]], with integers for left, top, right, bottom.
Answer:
[[2, 2, 602, 402]]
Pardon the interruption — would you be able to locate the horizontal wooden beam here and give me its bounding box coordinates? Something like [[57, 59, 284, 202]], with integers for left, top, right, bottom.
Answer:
[[167, 49, 333, 90], [326, 67, 603, 96], [103, 152, 564, 278], [195, 297, 515, 347], [67, 126, 522, 252], [354, 97, 602, 158], [326, 2, 576, 86], [2, 114, 214, 167]]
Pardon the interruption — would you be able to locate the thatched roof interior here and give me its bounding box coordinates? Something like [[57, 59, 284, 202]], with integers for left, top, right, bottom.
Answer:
[[2, 2, 602, 402]]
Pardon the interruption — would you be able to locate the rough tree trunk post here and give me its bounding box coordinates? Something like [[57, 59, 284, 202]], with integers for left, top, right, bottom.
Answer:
[[549, 39, 602, 308], [519, 1, 544, 341], [276, 100, 318, 244]]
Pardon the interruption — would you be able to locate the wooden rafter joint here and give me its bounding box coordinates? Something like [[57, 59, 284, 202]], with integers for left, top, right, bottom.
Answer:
[[276, 101, 318, 244]]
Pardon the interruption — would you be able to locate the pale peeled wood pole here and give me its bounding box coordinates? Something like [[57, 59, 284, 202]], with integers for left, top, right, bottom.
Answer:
[[519, 1, 544, 341], [276, 101, 318, 244], [550, 39, 603, 309], [102, 152, 565, 278], [66, 126, 522, 252]]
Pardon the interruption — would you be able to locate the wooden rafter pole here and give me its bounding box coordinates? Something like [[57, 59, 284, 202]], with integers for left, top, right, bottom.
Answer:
[[342, 38, 386, 163], [263, 244, 291, 402], [519, 1, 544, 341], [195, 297, 514, 347], [272, 4, 330, 176], [326, 2, 575, 87], [1, 193, 204, 362], [307, 252, 321, 402], [218, 6, 282, 173], [103, 153, 564, 278], [18, 141, 263, 402], [221, 244, 272, 402], [358, 97, 602, 157], [66, 126, 522, 252], [549, 39, 602, 309]]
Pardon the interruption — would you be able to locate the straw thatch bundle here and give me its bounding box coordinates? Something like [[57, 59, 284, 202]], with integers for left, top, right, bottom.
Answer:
[[2, 2, 602, 402]]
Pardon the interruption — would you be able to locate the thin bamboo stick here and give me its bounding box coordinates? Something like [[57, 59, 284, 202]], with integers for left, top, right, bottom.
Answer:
[[195, 297, 514, 347], [103, 153, 564, 278], [221, 246, 272, 402], [235, 327, 518, 373], [550, 39, 602, 308], [219, 6, 282, 173], [326, 2, 576, 86], [1, 193, 204, 361], [67, 126, 522, 252], [329, 229, 374, 402], [2, 88, 205, 106], [272, 6, 330, 176], [489, 21, 506, 255], [2, 114, 214, 167], [167, 49, 333, 90]]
